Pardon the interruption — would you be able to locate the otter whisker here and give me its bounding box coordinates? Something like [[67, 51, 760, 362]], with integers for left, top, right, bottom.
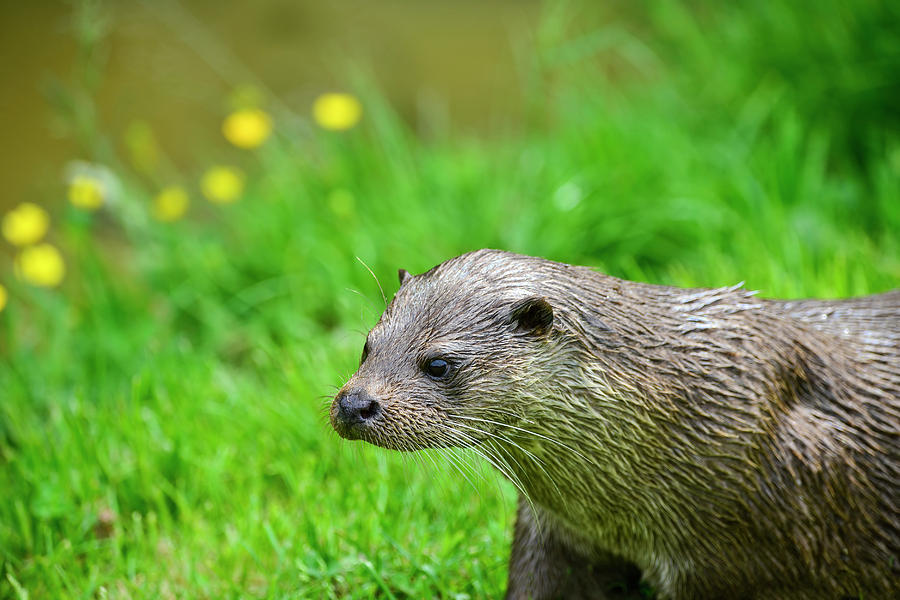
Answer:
[[481, 437, 542, 524], [444, 419, 546, 480], [356, 256, 386, 306], [447, 419, 548, 470], [472, 429, 563, 513], [447, 419, 568, 508], [433, 422, 517, 481], [424, 442, 487, 502], [438, 424, 534, 508], [431, 423, 490, 476], [448, 414, 589, 461], [446, 443, 522, 508], [438, 428, 508, 486], [416, 447, 460, 497], [344, 287, 383, 322], [432, 422, 535, 501], [428, 436, 489, 500]]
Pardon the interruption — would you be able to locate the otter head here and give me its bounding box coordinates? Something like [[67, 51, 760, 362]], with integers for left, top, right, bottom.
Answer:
[[330, 250, 557, 452]]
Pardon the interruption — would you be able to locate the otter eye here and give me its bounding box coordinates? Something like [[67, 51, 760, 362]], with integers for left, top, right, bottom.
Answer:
[[424, 358, 449, 378]]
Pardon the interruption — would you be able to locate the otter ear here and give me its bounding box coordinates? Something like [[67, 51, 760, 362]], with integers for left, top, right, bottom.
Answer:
[[510, 297, 554, 336], [398, 269, 411, 286]]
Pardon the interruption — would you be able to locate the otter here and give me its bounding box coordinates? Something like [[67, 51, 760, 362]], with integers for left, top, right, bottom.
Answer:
[[330, 249, 899, 600]]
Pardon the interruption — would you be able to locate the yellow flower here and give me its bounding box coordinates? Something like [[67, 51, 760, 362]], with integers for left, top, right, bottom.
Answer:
[[15, 243, 65, 287], [2, 202, 50, 247], [222, 108, 272, 149], [312, 93, 362, 131], [201, 166, 245, 204], [68, 174, 105, 210], [0, 283, 7, 312], [152, 186, 190, 222]]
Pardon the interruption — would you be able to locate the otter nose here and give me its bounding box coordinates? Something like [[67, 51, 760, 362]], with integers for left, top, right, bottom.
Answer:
[[335, 389, 381, 425]]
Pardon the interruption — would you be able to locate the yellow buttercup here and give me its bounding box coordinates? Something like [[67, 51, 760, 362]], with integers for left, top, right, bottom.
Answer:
[[201, 166, 245, 204], [2, 202, 50, 247], [15, 244, 65, 287], [313, 93, 363, 131], [222, 108, 273, 149]]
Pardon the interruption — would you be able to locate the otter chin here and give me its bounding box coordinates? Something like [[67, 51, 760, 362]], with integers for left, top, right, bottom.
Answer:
[[330, 249, 899, 600]]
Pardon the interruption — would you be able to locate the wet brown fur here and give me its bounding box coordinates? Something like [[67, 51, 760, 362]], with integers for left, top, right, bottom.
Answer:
[[331, 249, 900, 599]]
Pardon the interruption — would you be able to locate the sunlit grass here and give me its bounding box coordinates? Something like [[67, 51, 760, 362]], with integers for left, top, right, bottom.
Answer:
[[1, 1, 898, 598]]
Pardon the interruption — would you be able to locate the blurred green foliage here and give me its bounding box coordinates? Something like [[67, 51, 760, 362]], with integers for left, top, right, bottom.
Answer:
[[1, 0, 898, 597]]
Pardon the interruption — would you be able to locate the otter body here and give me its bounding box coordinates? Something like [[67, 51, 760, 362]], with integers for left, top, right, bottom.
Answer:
[[331, 250, 899, 599]]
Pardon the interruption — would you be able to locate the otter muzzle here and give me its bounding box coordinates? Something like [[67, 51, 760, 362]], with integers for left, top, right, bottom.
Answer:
[[331, 388, 382, 440]]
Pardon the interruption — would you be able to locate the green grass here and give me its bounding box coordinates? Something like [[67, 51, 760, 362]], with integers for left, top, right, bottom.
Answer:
[[1, 1, 898, 597]]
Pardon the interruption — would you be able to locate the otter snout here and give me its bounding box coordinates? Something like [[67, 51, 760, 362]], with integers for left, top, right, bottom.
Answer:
[[331, 388, 382, 440]]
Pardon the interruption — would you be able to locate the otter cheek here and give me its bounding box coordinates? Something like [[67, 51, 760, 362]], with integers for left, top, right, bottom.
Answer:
[[331, 388, 383, 440]]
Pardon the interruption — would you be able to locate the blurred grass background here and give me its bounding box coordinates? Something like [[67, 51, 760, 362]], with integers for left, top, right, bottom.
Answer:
[[1, 0, 898, 598]]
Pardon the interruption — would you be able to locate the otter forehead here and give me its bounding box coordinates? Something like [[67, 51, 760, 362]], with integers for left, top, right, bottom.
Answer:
[[374, 277, 503, 347], [373, 250, 561, 344]]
